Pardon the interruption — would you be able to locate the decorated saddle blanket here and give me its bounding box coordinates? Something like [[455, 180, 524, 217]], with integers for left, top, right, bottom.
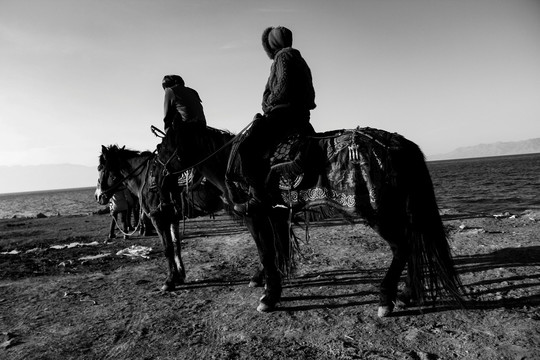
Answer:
[[227, 126, 407, 216]]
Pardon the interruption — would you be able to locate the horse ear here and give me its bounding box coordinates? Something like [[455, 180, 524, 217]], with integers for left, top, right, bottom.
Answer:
[[101, 145, 107, 153], [121, 146, 125, 150]]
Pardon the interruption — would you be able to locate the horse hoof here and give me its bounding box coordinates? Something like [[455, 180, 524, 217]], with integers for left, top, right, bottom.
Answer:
[[257, 302, 274, 313], [248, 280, 261, 288], [161, 283, 175, 292], [377, 306, 393, 318], [257, 294, 278, 313], [396, 293, 417, 308]]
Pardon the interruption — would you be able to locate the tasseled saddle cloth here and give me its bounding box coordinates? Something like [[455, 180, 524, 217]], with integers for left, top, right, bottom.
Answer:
[[226, 126, 402, 217]]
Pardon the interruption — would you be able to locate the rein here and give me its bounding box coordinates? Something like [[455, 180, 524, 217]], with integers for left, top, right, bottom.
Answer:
[[155, 148, 179, 173], [111, 212, 143, 237], [154, 123, 386, 183], [159, 120, 255, 176]]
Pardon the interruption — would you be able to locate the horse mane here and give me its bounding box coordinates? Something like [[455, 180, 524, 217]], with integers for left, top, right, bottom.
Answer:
[[107, 144, 153, 157], [99, 144, 155, 166], [205, 126, 236, 146], [172, 125, 236, 167], [207, 125, 235, 137]]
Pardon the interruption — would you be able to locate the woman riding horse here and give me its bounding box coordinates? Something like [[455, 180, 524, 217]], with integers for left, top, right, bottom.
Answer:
[[233, 26, 316, 215]]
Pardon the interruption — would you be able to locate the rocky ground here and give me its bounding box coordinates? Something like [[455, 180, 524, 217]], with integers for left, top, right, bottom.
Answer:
[[1, 210, 539, 359]]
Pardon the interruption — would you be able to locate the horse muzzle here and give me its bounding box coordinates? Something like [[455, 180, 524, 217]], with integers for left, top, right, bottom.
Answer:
[[95, 190, 110, 205]]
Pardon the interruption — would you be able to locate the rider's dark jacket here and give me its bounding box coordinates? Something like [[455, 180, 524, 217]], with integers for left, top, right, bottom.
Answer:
[[261, 27, 316, 115], [163, 84, 207, 130]]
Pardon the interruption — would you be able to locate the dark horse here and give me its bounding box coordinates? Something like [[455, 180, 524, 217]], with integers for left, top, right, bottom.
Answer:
[[157, 122, 464, 317], [95, 145, 223, 291]]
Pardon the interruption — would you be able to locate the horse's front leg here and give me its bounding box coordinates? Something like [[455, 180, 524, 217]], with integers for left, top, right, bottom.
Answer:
[[171, 220, 186, 283], [151, 215, 183, 291]]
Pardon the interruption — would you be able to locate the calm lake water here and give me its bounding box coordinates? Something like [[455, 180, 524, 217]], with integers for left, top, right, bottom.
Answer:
[[0, 153, 539, 219], [0, 187, 104, 219], [428, 153, 540, 215]]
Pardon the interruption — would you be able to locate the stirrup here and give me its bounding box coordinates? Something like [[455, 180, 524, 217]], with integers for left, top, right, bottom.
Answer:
[[233, 198, 263, 216], [270, 161, 304, 190]]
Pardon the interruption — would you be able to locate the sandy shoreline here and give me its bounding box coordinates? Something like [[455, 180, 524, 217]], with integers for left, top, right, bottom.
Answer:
[[1, 211, 539, 359]]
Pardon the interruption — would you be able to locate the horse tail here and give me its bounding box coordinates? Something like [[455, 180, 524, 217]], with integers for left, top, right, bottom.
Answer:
[[402, 142, 464, 307]]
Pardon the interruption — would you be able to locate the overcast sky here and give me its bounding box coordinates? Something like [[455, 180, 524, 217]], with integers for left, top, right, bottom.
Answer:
[[1, 0, 539, 171]]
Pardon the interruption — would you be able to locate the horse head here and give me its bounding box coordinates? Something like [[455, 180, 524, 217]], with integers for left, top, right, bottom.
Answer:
[[95, 145, 126, 205]]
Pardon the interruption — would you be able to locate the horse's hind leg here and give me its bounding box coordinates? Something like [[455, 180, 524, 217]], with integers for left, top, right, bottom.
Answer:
[[249, 266, 264, 288], [378, 244, 409, 317], [397, 261, 417, 307], [373, 224, 410, 317]]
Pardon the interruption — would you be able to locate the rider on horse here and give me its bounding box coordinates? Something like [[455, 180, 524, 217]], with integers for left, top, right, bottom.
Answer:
[[233, 26, 317, 215], [162, 74, 207, 132], [155, 75, 208, 210]]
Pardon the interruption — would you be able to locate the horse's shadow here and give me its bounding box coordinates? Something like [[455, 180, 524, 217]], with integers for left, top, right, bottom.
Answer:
[[176, 246, 540, 315], [181, 215, 247, 238], [276, 245, 540, 314], [454, 245, 540, 272], [395, 245, 540, 315], [454, 245, 540, 309], [277, 268, 381, 312]]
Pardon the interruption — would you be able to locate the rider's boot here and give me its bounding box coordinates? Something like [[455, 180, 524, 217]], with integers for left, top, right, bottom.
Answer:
[[150, 177, 174, 217]]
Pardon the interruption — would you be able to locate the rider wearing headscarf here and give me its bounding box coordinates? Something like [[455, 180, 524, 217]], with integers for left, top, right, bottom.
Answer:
[[234, 26, 316, 215], [261, 26, 316, 117], [154, 75, 206, 212], [162, 74, 207, 133]]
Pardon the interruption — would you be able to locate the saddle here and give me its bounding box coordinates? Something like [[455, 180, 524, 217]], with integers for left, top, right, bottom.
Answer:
[[226, 131, 314, 205]]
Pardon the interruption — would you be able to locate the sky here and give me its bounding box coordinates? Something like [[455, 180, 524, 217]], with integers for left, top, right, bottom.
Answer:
[[1, 0, 539, 191]]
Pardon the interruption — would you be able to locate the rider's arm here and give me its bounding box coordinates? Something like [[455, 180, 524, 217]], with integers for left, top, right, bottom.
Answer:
[[262, 52, 290, 113], [163, 88, 176, 129]]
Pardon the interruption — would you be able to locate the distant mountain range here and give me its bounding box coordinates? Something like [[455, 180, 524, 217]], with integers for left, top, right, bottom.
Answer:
[[0, 164, 97, 194], [1, 138, 539, 193], [428, 138, 540, 161]]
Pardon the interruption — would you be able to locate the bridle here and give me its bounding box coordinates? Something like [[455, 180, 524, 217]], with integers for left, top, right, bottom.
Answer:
[[155, 148, 179, 176]]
